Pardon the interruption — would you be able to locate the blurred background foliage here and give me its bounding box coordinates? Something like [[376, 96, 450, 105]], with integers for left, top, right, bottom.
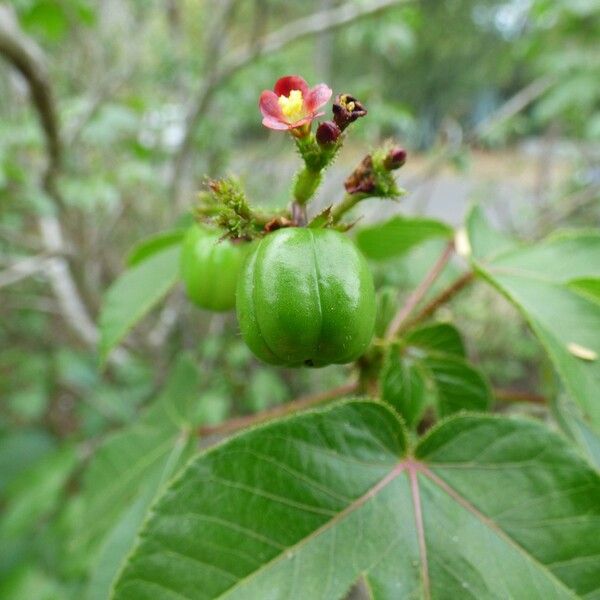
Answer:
[[0, 0, 599, 597]]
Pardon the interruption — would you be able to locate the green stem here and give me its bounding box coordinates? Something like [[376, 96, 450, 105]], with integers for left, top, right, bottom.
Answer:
[[293, 166, 322, 205], [330, 192, 367, 224]]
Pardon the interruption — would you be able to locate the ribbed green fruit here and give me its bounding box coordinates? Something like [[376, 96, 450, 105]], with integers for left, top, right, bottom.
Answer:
[[180, 225, 249, 311], [236, 227, 376, 367]]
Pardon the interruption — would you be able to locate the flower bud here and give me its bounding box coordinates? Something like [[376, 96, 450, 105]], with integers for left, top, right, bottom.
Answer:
[[333, 94, 367, 130], [383, 147, 407, 170], [316, 120, 341, 145]]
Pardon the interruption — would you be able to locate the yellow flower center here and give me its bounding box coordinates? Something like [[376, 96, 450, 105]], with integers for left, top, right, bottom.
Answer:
[[278, 89, 305, 122]]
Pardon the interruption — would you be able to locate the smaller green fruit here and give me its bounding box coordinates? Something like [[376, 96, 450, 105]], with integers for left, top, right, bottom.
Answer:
[[180, 224, 249, 311]]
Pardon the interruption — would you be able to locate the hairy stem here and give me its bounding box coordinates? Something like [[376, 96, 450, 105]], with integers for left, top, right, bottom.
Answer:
[[494, 388, 546, 405], [405, 270, 475, 329], [293, 166, 322, 205], [198, 382, 358, 439], [330, 193, 367, 224]]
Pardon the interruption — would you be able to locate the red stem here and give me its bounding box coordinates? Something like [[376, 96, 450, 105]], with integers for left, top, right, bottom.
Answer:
[[386, 241, 455, 339], [198, 382, 358, 438]]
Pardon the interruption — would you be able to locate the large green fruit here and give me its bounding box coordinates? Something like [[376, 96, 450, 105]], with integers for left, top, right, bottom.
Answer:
[[180, 224, 249, 311], [236, 227, 376, 367]]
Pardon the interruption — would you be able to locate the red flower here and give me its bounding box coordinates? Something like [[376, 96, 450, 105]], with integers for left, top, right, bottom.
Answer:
[[259, 75, 332, 132]]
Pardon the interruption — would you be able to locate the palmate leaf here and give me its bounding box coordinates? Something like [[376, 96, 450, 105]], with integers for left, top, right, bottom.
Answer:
[[467, 207, 600, 427], [112, 400, 600, 600]]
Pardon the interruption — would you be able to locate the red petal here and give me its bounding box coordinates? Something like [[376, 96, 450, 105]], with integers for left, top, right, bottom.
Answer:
[[305, 84, 332, 112], [259, 90, 283, 119], [274, 75, 309, 98], [262, 116, 290, 130]]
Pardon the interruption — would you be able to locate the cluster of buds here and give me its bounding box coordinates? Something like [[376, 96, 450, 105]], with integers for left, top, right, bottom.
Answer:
[[345, 145, 407, 197], [315, 94, 368, 147]]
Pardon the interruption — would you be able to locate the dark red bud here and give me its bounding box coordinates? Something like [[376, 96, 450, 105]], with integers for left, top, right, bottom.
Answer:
[[383, 147, 407, 170], [333, 94, 367, 130], [316, 120, 341, 145]]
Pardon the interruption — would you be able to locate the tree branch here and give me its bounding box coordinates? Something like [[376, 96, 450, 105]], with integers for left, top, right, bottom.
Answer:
[[0, 253, 53, 289], [0, 4, 127, 364], [169, 0, 409, 204], [471, 76, 555, 141], [0, 5, 61, 182]]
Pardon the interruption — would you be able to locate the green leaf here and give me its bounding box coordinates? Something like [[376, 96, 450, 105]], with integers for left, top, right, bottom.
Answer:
[[569, 278, 600, 304], [73, 355, 200, 553], [85, 436, 191, 600], [127, 229, 185, 267], [469, 216, 600, 426], [381, 324, 491, 424], [553, 396, 600, 471], [405, 322, 466, 357], [0, 446, 77, 540], [423, 354, 492, 417], [98, 244, 180, 363], [380, 353, 429, 428], [21, 1, 68, 42], [489, 230, 600, 281], [465, 205, 515, 261], [356, 216, 453, 260], [112, 400, 600, 599], [0, 429, 55, 494]]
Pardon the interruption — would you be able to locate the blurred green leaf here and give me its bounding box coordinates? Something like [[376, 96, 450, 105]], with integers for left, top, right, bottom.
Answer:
[[0, 429, 55, 495], [356, 216, 453, 261], [7, 385, 48, 421], [246, 370, 289, 412], [569, 278, 600, 304], [0, 446, 78, 540], [98, 244, 180, 364], [21, 1, 68, 42], [85, 435, 190, 600], [465, 205, 515, 261], [126, 229, 185, 267], [0, 565, 65, 600], [73, 354, 199, 553]]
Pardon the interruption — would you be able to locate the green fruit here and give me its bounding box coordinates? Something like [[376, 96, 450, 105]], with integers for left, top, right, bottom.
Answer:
[[180, 224, 249, 311], [236, 227, 376, 367]]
